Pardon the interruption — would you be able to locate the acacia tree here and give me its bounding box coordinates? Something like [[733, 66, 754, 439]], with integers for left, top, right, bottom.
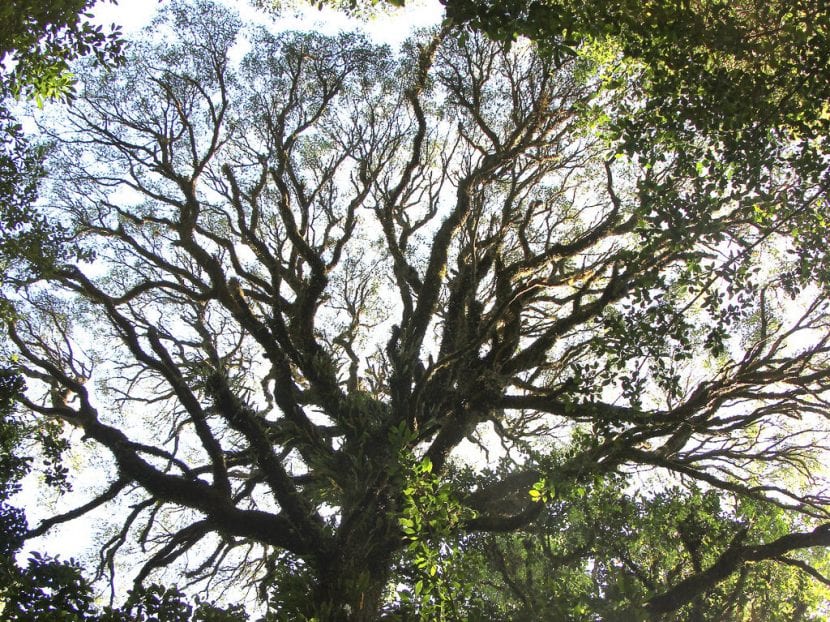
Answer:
[[6, 1, 830, 619]]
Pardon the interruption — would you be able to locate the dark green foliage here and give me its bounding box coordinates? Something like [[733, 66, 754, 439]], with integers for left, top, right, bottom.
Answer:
[[443, 0, 829, 133], [0, 368, 27, 491], [439, 478, 830, 621], [0, 0, 123, 105], [1, 552, 97, 622]]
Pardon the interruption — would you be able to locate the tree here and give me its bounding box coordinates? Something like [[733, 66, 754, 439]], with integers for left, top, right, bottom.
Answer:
[[287, 0, 830, 147], [0, 0, 124, 551], [6, 0, 830, 619]]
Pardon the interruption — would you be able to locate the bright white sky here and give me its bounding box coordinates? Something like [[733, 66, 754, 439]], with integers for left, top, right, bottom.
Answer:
[[92, 0, 445, 46]]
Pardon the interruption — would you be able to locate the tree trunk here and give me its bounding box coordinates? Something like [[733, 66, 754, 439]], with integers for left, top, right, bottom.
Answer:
[[311, 541, 396, 621], [307, 479, 401, 621]]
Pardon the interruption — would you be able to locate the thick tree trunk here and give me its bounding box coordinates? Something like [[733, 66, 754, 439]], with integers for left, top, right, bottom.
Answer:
[[311, 540, 396, 621], [307, 480, 401, 621], [313, 568, 387, 621]]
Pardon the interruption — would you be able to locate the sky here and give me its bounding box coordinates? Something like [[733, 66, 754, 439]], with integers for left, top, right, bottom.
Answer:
[[91, 0, 445, 46]]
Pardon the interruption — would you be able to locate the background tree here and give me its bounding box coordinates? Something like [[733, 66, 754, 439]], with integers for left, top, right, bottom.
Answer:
[[0, 0, 123, 103], [6, 1, 830, 620], [442, 0, 830, 144]]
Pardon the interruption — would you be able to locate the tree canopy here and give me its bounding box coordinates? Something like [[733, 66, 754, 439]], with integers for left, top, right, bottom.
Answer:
[[3, 0, 830, 620], [0, 0, 122, 302], [446, 0, 830, 136]]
